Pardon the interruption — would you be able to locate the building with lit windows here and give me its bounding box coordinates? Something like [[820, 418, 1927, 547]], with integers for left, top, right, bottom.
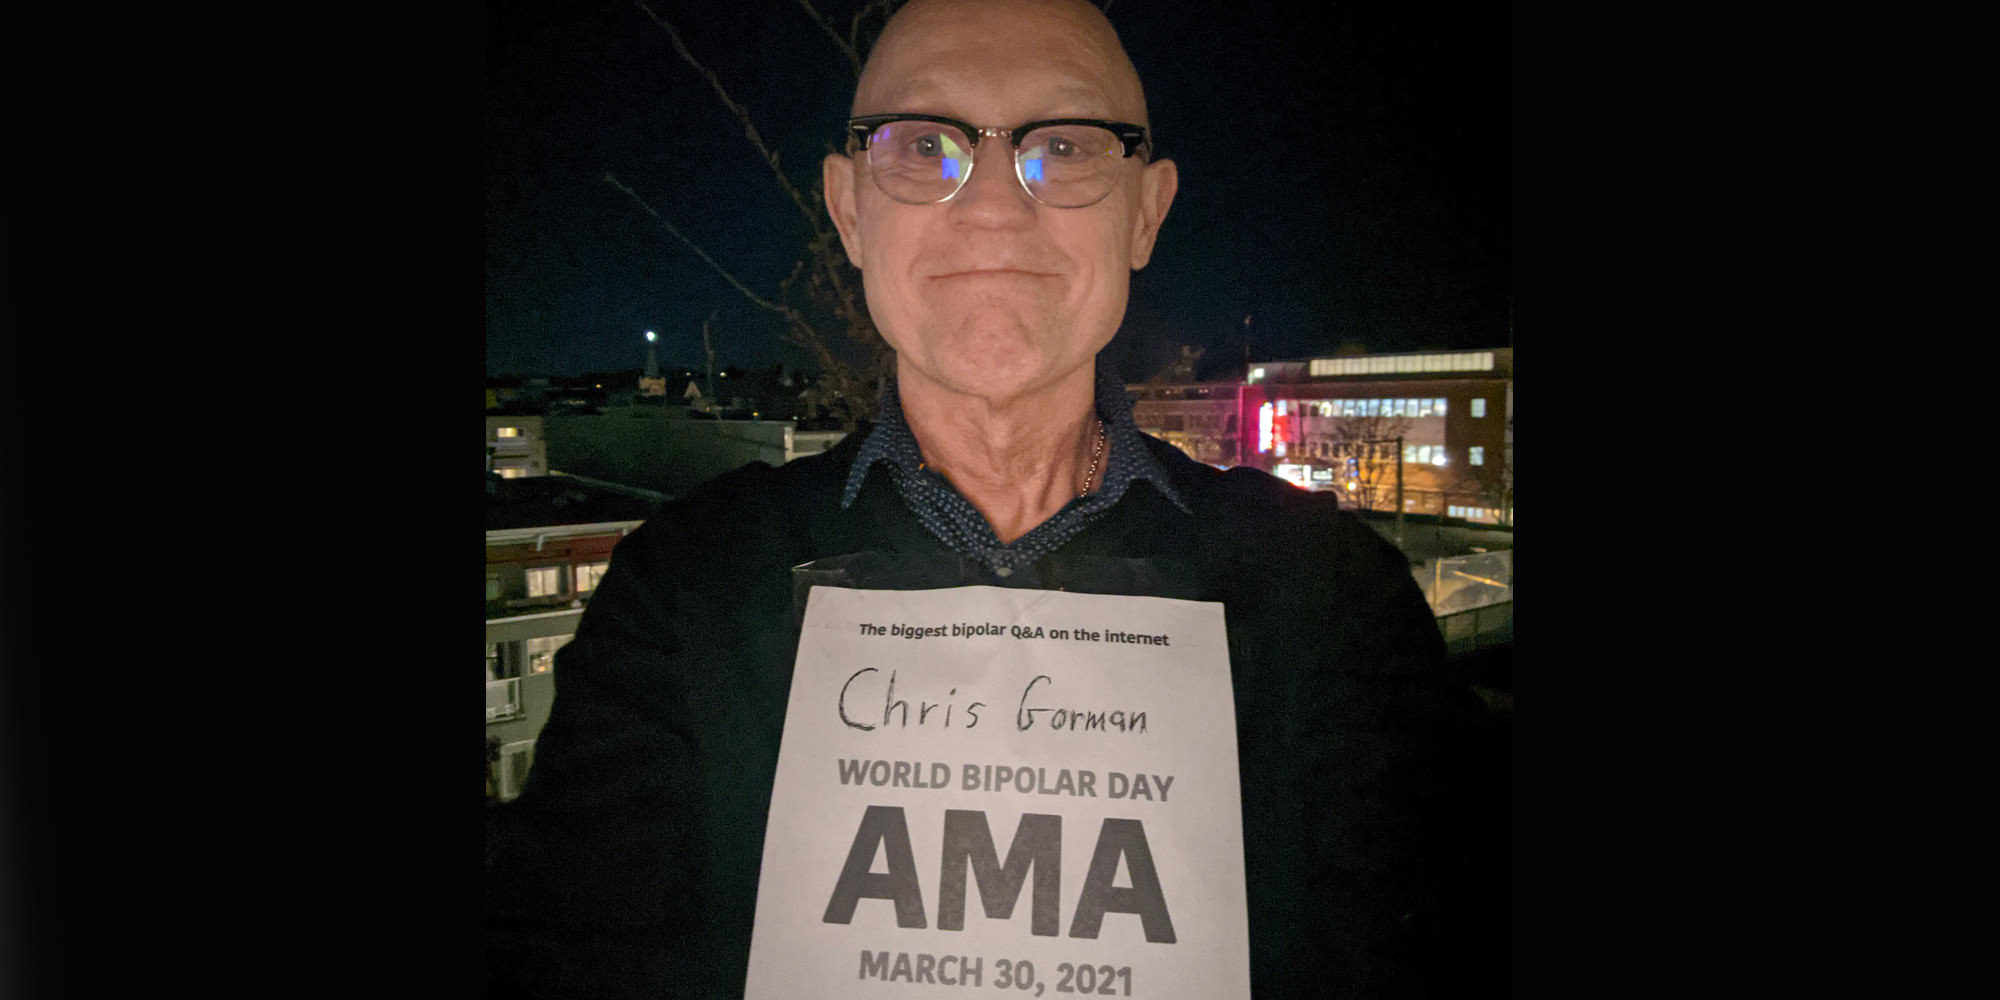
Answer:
[[1128, 348, 1511, 525], [487, 415, 548, 479], [1127, 382, 1244, 467], [485, 472, 663, 802]]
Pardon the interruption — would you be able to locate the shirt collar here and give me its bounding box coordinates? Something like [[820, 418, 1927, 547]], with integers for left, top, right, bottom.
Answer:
[[840, 361, 1191, 516]]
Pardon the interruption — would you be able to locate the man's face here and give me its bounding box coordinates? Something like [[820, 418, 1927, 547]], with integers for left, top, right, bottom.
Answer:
[[824, 0, 1177, 407]]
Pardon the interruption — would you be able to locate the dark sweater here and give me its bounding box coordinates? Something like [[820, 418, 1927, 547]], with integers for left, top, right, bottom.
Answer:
[[486, 430, 1463, 999]]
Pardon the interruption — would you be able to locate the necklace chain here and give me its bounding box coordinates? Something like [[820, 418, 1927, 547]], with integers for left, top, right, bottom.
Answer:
[[1077, 419, 1106, 499]]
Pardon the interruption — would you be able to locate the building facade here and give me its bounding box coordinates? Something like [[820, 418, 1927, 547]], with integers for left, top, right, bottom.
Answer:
[[1127, 382, 1244, 467], [1128, 348, 1512, 525], [487, 415, 548, 479], [486, 475, 661, 802]]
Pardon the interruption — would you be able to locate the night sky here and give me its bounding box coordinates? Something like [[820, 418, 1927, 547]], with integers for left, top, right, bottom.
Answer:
[[485, 0, 1510, 382]]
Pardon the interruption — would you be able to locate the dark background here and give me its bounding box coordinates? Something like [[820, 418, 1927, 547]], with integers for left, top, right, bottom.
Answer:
[[486, 0, 1511, 382]]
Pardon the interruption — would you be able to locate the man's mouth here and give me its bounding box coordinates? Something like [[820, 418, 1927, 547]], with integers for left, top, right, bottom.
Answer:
[[931, 268, 1057, 279]]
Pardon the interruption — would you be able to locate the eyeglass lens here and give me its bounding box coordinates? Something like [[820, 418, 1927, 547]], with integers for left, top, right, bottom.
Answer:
[[865, 121, 1125, 208]]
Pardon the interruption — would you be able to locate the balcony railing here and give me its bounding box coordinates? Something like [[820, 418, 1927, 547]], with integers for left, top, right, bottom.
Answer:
[[1437, 600, 1512, 657], [1416, 549, 1512, 657]]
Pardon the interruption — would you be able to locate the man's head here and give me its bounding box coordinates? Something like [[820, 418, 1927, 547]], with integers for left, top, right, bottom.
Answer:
[[824, 0, 1177, 407]]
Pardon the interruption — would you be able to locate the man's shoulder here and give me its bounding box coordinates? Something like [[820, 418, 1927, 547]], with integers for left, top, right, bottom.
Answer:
[[1136, 433, 1407, 572], [677, 426, 863, 505], [619, 429, 865, 551], [1139, 434, 1352, 522]]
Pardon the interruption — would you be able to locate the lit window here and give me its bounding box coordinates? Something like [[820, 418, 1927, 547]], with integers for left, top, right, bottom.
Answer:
[[1368, 399, 1382, 417], [1432, 449, 1447, 467], [486, 574, 501, 600], [495, 426, 521, 438], [1404, 445, 1417, 463], [526, 565, 562, 598], [1434, 398, 1447, 416], [575, 561, 610, 594], [497, 467, 526, 479], [1405, 399, 1419, 417], [1471, 398, 1487, 418], [1470, 446, 1485, 466], [525, 634, 572, 674], [1419, 399, 1434, 418]]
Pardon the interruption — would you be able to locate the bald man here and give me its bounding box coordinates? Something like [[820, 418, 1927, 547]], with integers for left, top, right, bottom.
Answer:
[[487, 2, 1461, 996]]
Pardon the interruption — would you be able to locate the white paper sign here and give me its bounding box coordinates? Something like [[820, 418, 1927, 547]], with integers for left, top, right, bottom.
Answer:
[[744, 585, 1250, 1000]]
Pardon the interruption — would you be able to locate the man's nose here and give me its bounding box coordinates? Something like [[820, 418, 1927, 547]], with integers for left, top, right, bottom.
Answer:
[[948, 138, 1038, 226]]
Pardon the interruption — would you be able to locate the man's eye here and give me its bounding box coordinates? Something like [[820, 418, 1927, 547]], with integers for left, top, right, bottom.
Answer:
[[913, 133, 947, 157], [1047, 136, 1077, 157]]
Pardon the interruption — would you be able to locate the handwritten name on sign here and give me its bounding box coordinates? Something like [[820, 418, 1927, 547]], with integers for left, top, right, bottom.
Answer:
[[744, 585, 1250, 1000]]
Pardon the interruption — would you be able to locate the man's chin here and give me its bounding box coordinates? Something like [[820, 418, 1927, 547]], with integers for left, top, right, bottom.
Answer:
[[903, 353, 1094, 412]]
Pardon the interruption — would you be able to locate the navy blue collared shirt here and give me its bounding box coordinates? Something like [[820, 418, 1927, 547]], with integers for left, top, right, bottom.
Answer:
[[840, 364, 1193, 577]]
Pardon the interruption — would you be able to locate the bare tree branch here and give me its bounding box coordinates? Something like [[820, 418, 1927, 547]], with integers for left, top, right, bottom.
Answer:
[[797, 0, 862, 77], [838, 0, 904, 68], [605, 170, 880, 428], [849, 1, 877, 62], [1319, 414, 1413, 512], [604, 171, 800, 319], [635, 1, 819, 225], [630, 0, 877, 346], [618, 2, 896, 430]]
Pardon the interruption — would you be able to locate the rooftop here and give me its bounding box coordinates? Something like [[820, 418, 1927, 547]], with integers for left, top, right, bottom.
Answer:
[[1248, 348, 1513, 385], [485, 473, 665, 533]]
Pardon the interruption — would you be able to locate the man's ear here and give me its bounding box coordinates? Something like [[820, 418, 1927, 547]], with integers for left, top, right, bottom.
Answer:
[[823, 153, 864, 268], [1127, 157, 1178, 270]]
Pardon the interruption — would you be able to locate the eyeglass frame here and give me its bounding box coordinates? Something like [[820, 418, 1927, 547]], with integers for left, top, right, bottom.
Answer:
[[844, 113, 1152, 207]]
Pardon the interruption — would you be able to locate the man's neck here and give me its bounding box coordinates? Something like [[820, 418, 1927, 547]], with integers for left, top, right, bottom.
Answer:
[[896, 361, 1105, 546]]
